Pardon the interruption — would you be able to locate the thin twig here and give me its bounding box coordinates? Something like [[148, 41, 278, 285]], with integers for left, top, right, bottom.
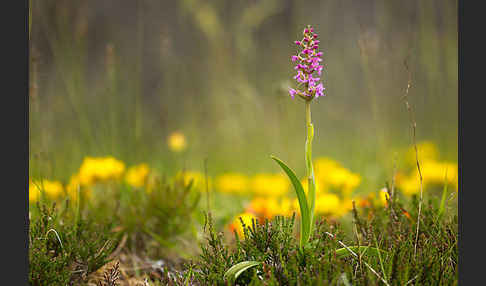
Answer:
[[387, 154, 399, 223], [107, 233, 128, 260], [402, 56, 423, 258], [324, 232, 390, 286], [405, 274, 419, 285], [204, 157, 210, 212], [390, 152, 398, 201]]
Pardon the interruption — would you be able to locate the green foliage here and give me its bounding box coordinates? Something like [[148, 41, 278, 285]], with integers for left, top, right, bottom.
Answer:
[[28, 172, 203, 285], [29, 202, 117, 286], [189, 194, 457, 285], [224, 261, 261, 282], [82, 174, 201, 256], [271, 156, 311, 248]]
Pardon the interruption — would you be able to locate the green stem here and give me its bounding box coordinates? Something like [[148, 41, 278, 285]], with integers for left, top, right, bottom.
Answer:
[[305, 100, 316, 238]]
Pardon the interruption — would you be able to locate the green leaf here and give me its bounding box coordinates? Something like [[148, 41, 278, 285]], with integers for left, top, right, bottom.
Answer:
[[224, 261, 261, 282], [271, 156, 311, 247], [333, 246, 388, 259], [437, 178, 449, 219]]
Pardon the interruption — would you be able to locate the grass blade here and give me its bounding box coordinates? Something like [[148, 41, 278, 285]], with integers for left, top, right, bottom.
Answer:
[[271, 155, 311, 247], [224, 261, 261, 282], [333, 246, 387, 259], [437, 175, 449, 219]]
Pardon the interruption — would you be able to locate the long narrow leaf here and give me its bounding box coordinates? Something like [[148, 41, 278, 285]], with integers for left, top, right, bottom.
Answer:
[[271, 156, 311, 247], [438, 176, 449, 219], [224, 261, 261, 281]]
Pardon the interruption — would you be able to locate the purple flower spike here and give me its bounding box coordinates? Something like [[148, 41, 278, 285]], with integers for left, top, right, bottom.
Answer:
[[289, 88, 297, 98], [288, 25, 325, 100]]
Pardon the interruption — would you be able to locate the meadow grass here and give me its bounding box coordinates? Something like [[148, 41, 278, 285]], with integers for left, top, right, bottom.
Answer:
[[29, 2, 457, 284], [28, 181, 457, 285]]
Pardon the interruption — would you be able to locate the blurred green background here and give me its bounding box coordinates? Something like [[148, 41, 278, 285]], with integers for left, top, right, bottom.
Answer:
[[29, 0, 457, 194]]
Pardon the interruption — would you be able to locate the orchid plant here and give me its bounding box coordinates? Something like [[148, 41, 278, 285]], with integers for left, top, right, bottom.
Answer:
[[224, 25, 324, 282], [272, 24, 325, 248], [225, 26, 384, 283]]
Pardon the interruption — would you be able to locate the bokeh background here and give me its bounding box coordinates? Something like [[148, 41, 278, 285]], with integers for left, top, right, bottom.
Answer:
[[29, 0, 457, 202]]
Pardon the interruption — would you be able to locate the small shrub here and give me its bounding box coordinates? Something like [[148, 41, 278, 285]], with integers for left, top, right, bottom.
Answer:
[[29, 202, 117, 286], [189, 194, 457, 285]]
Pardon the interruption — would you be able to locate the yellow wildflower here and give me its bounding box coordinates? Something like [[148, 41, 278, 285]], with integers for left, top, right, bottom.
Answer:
[[354, 194, 374, 208], [280, 198, 295, 217], [247, 197, 268, 217], [125, 163, 150, 188], [29, 180, 40, 203], [315, 193, 341, 215], [177, 170, 212, 191], [66, 174, 92, 203], [67, 174, 81, 202], [313, 157, 361, 196], [378, 188, 390, 206], [405, 141, 440, 167], [326, 166, 361, 194], [334, 198, 354, 217], [247, 197, 286, 219], [145, 174, 160, 194], [301, 177, 324, 195], [167, 131, 187, 152], [78, 156, 125, 186], [251, 173, 289, 196], [398, 160, 459, 195], [397, 175, 421, 196], [419, 160, 458, 189], [216, 173, 249, 194], [342, 173, 361, 195], [314, 158, 341, 174], [228, 212, 259, 237], [29, 179, 64, 201]]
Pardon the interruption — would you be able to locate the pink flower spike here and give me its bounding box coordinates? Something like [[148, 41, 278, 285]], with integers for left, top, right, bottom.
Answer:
[[289, 88, 297, 98], [289, 25, 324, 101]]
